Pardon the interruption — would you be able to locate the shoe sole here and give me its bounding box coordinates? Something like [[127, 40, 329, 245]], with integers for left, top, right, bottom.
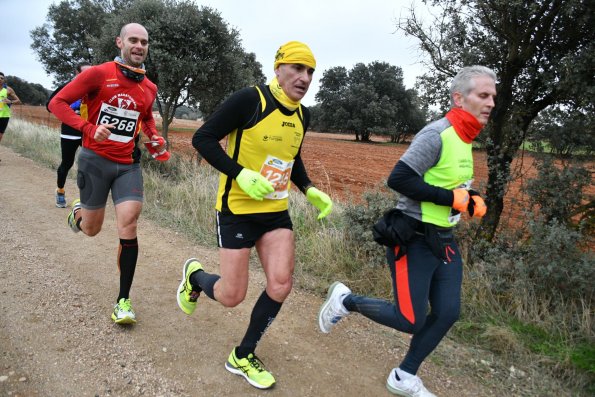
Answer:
[[176, 258, 199, 315], [386, 382, 409, 396], [318, 281, 343, 333], [387, 380, 423, 397], [111, 314, 136, 325], [56, 203, 67, 208], [224, 362, 275, 390]]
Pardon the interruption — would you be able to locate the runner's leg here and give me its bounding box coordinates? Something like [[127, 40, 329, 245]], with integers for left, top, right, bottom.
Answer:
[[235, 228, 294, 357]]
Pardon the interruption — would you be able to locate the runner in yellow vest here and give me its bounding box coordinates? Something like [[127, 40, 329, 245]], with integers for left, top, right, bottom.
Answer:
[[0, 72, 22, 151], [177, 41, 333, 390], [319, 66, 497, 397]]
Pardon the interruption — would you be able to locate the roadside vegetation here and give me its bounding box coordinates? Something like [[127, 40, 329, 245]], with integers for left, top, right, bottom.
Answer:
[[5, 118, 593, 396]]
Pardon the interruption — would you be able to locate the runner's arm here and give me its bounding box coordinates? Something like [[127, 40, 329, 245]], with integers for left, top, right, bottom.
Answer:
[[290, 155, 312, 193], [193, 87, 259, 178], [388, 160, 454, 206], [141, 103, 159, 139], [48, 68, 101, 136], [290, 106, 313, 193], [138, 81, 160, 140], [7, 88, 20, 104], [388, 130, 454, 206]]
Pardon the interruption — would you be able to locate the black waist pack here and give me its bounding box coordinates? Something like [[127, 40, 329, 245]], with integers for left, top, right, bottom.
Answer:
[[372, 208, 419, 249], [424, 223, 455, 261]]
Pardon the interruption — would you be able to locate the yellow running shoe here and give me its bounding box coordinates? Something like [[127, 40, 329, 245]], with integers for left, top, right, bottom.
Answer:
[[67, 199, 82, 233], [225, 348, 276, 389], [111, 298, 136, 324], [176, 258, 203, 315]]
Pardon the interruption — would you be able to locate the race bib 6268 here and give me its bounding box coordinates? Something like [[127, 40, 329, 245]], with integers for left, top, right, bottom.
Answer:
[[97, 102, 140, 143]]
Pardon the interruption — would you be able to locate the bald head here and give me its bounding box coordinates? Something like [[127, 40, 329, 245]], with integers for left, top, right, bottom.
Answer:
[[119, 23, 148, 40], [116, 23, 149, 67]]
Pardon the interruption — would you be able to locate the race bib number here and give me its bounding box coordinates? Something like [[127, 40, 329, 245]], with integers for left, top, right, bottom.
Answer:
[[259, 155, 294, 200], [97, 102, 140, 143]]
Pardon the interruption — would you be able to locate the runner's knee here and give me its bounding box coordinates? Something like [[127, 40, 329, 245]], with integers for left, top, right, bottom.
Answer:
[[218, 293, 245, 308], [216, 284, 247, 307], [435, 306, 460, 329], [266, 278, 293, 302], [83, 223, 102, 236]]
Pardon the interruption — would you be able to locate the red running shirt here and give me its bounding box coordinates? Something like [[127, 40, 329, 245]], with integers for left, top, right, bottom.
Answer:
[[49, 61, 158, 164]]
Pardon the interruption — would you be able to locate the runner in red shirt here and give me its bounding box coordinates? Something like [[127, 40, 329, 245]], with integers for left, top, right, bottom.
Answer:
[[49, 22, 166, 325]]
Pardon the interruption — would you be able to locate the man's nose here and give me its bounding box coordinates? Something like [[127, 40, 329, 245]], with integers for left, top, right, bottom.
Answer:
[[298, 70, 311, 82]]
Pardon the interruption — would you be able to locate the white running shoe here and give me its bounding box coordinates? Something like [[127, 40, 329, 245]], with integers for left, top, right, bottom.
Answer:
[[318, 281, 351, 333], [386, 368, 437, 397]]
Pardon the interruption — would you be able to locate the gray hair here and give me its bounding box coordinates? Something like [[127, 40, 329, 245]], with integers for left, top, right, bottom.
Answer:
[[449, 66, 497, 106]]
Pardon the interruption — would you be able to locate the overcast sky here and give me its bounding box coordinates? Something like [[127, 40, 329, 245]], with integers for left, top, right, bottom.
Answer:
[[1, 0, 431, 106]]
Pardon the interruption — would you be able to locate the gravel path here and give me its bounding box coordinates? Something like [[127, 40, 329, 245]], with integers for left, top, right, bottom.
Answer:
[[0, 146, 550, 396]]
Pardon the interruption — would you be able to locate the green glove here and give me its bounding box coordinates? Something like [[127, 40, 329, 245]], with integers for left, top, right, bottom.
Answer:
[[236, 168, 274, 201], [306, 186, 333, 220]]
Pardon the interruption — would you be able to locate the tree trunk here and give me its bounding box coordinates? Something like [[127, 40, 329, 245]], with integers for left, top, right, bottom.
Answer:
[[479, 151, 510, 241], [161, 118, 169, 143]]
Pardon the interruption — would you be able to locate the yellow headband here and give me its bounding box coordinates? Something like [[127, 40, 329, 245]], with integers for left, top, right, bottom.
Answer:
[[274, 41, 316, 70]]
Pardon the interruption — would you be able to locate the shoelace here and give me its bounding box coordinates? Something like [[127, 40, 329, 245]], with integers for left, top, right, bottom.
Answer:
[[403, 376, 423, 394], [326, 300, 346, 324], [119, 300, 132, 312], [247, 355, 265, 373]]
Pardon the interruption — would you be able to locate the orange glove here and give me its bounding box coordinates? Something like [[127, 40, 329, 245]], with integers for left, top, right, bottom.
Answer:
[[452, 188, 470, 213], [468, 190, 487, 218]]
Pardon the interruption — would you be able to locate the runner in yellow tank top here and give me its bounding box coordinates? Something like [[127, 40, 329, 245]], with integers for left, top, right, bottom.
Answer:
[[0, 72, 22, 151], [177, 41, 333, 390]]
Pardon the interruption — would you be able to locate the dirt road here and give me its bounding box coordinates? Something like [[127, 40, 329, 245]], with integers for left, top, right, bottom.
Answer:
[[0, 145, 504, 397]]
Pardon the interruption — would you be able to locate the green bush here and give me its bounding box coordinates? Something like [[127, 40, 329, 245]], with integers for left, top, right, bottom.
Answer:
[[526, 155, 592, 227], [524, 217, 594, 301], [473, 216, 593, 309]]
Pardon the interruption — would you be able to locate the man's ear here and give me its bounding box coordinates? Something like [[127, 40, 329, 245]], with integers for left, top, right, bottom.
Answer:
[[116, 36, 123, 50], [452, 92, 464, 107]]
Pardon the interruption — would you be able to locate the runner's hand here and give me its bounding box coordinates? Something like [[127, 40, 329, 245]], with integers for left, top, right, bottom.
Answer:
[[306, 187, 333, 220], [94, 123, 116, 142], [468, 190, 487, 218], [150, 135, 166, 151], [145, 136, 170, 161], [451, 188, 470, 213], [236, 168, 274, 201]]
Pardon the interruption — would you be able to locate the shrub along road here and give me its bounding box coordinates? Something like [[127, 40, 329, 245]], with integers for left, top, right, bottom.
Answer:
[[0, 145, 553, 396]]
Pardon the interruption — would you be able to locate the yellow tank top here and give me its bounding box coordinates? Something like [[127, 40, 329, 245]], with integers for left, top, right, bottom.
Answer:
[[0, 88, 11, 118], [216, 86, 306, 214]]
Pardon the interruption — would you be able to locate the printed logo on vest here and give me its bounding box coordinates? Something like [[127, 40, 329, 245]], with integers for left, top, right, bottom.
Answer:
[[263, 135, 283, 142]]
